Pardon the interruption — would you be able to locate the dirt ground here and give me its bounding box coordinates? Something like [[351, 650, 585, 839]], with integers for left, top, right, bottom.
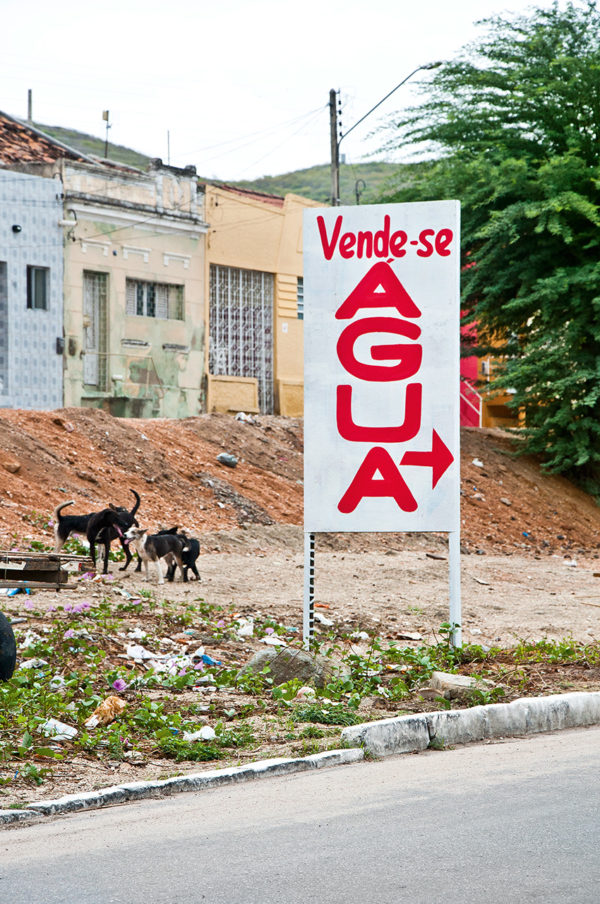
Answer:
[[2, 409, 600, 807], [1, 405, 600, 644]]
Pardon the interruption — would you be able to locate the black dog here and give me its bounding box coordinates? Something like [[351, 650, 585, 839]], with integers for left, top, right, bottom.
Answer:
[[53, 500, 99, 552], [0, 612, 17, 681], [54, 490, 140, 563], [134, 527, 200, 582], [165, 531, 200, 582], [85, 490, 141, 574]]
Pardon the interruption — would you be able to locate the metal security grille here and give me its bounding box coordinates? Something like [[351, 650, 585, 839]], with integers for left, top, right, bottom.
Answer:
[[83, 271, 108, 389], [209, 264, 274, 413]]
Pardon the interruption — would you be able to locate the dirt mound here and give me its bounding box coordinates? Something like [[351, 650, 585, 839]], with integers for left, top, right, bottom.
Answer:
[[0, 408, 599, 556]]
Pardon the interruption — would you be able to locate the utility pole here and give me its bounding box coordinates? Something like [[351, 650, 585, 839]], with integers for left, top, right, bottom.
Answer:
[[329, 89, 340, 206], [329, 62, 442, 208], [102, 110, 111, 159], [27, 89, 32, 123]]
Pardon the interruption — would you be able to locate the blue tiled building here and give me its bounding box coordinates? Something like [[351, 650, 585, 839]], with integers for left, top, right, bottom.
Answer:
[[0, 169, 63, 409]]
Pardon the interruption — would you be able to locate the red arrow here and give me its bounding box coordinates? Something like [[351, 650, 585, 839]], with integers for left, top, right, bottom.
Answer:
[[400, 430, 454, 489]]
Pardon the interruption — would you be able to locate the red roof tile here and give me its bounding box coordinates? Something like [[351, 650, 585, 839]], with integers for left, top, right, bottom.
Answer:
[[0, 112, 87, 165]]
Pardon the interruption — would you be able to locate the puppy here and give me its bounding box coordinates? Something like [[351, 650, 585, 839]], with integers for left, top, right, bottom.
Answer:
[[135, 527, 200, 582], [85, 490, 141, 574], [125, 527, 186, 584], [0, 612, 17, 681]]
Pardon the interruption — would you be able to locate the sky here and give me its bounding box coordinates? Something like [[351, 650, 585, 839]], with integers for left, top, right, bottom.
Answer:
[[2, 0, 565, 181]]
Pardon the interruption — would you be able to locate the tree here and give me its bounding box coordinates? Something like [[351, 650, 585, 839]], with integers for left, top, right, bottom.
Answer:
[[380, 1, 600, 494]]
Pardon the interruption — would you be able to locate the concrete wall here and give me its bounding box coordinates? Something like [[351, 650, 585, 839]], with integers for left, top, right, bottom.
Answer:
[[0, 169, 63, 409]]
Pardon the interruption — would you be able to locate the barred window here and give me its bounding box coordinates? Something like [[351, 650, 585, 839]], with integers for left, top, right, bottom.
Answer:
[[126, 279, 184, 320]]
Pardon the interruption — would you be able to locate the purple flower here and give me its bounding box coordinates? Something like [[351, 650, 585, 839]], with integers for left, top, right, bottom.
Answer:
[[216, 619, 225, 628], [63, 629, 75, 640], [112, 678, 127, 692], [265, 627, 275, 635], [72, 601, 91, 614]]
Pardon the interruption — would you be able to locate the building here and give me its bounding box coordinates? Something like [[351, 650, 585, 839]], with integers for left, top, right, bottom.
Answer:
[[0, 168, 64, 409], [204, 184, 323, 416], [56, 157, 208, 418], [0, 111, 209, 418]]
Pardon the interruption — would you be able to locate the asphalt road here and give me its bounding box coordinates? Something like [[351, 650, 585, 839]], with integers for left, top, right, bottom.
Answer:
[[3, 727, 600, 903]]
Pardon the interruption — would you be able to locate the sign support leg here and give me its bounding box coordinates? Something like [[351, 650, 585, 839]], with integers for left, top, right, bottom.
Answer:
[[303, 531, 315, 648], [449, 529, 462, 648]]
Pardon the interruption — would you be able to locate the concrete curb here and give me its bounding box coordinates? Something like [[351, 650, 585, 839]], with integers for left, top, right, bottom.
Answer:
[[340, 690, 600, 756], [0, 748, 364, 826], [3, 691, 600, 827]]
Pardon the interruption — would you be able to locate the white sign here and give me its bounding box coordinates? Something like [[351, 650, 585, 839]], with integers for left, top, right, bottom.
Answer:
[[303, 200, 460, 533]]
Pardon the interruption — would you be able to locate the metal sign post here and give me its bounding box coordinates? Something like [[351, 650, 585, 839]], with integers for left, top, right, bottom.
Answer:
[[303, 531, 315, 648], [303, 201, 462, 647]]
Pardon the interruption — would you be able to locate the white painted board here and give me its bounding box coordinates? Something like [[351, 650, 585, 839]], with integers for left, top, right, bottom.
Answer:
[[303, 200, 460, 533]]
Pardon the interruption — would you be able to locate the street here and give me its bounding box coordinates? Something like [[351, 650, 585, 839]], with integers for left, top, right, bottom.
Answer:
[[3, 727, 599, 903]]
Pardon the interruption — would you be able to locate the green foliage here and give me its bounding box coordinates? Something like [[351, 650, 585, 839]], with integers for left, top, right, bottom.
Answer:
[[292, 703, 362, 726], [379, 1, 600, 493]]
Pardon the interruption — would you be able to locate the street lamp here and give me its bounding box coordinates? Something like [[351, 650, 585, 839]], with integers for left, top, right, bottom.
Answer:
[[329, 62, 442, 206]]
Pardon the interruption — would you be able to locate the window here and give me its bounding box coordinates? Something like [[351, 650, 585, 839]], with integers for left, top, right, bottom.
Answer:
[[27, 266, 49, 310], [125, 279, 184, 320], [297, 276, 304, 320]]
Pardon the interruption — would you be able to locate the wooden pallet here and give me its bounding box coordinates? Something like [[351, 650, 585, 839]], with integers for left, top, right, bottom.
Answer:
[[0, 551, 94, 591]]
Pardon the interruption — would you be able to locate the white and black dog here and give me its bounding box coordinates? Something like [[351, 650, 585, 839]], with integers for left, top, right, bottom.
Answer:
[[135, 527, 200, 582], [53, 490, 141, 573], [125, 527, 187, 584]]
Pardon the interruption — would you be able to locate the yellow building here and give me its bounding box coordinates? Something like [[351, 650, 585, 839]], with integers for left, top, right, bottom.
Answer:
[[204, 184, 323, 416]]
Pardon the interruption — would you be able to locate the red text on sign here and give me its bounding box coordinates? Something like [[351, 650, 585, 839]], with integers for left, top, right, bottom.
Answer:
[[336, 383, 422, 443], [338, 447, 418, 514], [336, 317, 422, 382], [318, 214, 454, 261]]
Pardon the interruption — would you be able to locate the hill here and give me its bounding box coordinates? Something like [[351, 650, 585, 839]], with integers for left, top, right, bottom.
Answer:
[[33, 122, 152, 170], [35, 121, 403, 204], [0, 408, 599, 557], [228, 161, 404, 205]]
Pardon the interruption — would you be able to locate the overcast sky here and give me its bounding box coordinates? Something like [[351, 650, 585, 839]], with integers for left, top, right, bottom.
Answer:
[[2, 0, 564, 181]]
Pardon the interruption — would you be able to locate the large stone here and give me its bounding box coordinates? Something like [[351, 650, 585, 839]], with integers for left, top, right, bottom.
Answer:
[[430, 670, 496, 702], [240, 647, 346, 687]]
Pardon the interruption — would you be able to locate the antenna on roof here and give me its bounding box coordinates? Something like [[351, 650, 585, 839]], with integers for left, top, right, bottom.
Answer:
[[102, 110, 111, 158]]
